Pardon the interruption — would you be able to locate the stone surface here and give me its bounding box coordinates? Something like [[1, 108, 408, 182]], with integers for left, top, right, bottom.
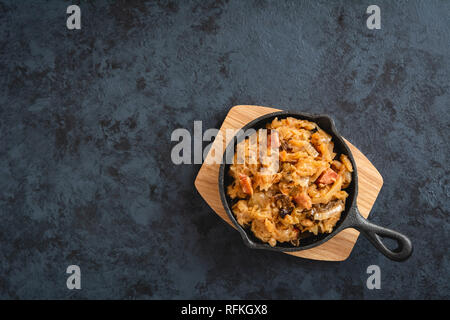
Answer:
[[0, 0, 448, 299]]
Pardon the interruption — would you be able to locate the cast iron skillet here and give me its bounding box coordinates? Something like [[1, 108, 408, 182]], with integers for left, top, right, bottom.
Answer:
[[219, 111, 413, 261]]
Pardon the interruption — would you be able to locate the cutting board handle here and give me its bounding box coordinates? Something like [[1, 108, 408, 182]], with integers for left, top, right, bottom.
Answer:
[[345, 208, 413, 262]]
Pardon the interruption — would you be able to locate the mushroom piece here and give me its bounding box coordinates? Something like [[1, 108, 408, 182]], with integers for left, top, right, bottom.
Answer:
[[312, 200, 344, 221], [280, 140, 292, 152], [274, 194, 294, 218]]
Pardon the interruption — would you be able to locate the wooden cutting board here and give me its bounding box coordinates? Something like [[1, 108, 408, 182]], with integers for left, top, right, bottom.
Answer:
[[194, 105, 383, 261]]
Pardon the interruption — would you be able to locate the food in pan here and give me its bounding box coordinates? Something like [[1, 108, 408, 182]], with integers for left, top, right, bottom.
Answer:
[[226, 117, 353, 247]]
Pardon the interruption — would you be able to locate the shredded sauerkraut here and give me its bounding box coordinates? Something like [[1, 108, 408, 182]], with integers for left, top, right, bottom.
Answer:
[[227, 117, 353, 247]]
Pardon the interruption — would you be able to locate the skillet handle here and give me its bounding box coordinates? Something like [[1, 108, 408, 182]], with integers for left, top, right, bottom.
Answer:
[[347, 208, 413, 262]]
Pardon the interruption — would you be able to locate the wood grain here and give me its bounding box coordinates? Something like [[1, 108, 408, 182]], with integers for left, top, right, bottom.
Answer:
[[194, 105, 383, 261]]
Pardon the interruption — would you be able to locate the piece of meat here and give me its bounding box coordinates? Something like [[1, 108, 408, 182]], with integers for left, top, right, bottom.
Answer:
[[238, 173, 253, 196], [293, 192, 312, 209], [316, 168, 338, 185]]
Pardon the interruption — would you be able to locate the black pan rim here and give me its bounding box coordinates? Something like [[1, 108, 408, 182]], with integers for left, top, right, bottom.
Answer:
[[218, 110, 359, 252]]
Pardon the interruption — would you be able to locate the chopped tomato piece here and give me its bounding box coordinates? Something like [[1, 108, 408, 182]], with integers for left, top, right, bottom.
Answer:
[[316, 168, 338, 185], [293, 192, 312, 209], [239, 173, 253, 196]]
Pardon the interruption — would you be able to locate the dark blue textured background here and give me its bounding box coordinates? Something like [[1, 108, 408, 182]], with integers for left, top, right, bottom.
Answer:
[[0, 0, 449, 299]]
